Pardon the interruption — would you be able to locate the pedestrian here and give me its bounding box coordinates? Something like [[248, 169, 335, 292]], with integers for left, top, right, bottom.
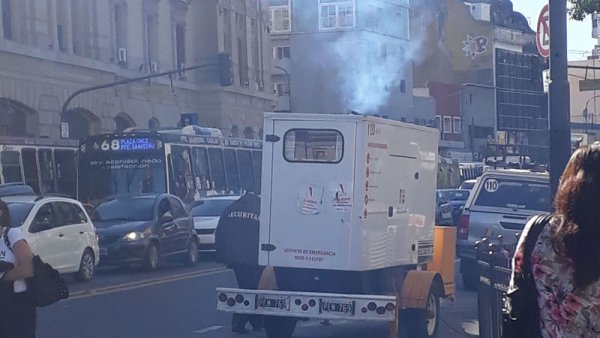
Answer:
[[0, 200, 36, 338], [507, 143, 600, 337], [215, 192, 264, 334]]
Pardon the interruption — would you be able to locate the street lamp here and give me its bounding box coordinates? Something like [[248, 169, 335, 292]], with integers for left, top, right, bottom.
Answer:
[[582, 95, 600, 125], [274, 66, 291, 113]]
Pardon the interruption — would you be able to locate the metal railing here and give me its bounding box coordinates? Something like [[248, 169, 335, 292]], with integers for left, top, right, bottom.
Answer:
[[476, 235, 519, 338]]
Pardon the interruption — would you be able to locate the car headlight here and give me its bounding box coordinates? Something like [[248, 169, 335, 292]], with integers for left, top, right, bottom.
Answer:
[[123, 232, 145, 241]]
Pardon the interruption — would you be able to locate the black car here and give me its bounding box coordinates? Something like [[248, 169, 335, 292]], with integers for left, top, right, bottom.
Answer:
[[92, 194, 199, 270], [437, 189, 470, 226]]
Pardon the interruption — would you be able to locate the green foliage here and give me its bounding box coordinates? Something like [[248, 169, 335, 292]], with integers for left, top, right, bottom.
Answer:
[[569, 0, 600, 20]]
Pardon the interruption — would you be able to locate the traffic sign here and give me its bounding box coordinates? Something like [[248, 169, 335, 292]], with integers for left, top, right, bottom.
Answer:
[[536, 4, 550, 58]]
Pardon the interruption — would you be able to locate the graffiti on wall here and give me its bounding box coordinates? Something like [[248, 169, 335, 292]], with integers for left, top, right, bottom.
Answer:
[[462, 35, 488, 59]]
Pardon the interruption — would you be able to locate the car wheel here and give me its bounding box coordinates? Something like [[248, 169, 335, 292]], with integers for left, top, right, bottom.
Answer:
[[403, 284, 441, 338], [143, 243, 160, 271], [184, 239, 199, 266], [75, 249, 95, 282]]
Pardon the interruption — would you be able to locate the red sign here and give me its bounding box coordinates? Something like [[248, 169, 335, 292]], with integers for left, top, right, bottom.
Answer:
[[536, 4, 550, 58]]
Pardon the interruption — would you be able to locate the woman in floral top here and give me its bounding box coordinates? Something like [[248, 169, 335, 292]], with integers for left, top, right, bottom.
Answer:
[[511, 143, 600, 338]]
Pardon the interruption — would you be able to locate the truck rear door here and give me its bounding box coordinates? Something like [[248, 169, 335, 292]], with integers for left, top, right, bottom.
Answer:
[[262, 119, 356, 269]]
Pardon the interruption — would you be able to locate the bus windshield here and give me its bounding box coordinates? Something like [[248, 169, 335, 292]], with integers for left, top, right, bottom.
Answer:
[[78, 136, 166, 205]]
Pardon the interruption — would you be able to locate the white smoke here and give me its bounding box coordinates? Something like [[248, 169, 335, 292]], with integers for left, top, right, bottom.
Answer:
[[305, 1, 435, 115]]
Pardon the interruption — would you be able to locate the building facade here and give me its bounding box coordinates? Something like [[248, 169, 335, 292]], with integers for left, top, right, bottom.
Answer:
[[269, 0, 426, 122], [0, 0, 274, 141], [414, 0, 548, 162]]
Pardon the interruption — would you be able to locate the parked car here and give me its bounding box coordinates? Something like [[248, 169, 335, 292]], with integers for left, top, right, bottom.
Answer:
[[435, 192, 454, 226], [3, 194, 100, 282], [459, 179, 477, 191], [92, 194, 199, 271], [188, 195, 240, 251], [437, 189, 471, 226], [456, 169, 550, 289]]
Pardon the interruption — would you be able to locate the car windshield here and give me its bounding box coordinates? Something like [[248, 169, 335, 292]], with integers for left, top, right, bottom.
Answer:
[[190, 199, 236, 217], [441, 190, 470, 201], [91, 196, 155, 225], [7, 203, 34, 227], [474, 178, 550, 211]]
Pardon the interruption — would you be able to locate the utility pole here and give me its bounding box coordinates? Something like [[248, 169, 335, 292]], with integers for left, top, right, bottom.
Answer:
[[548, 0, 571, 202]]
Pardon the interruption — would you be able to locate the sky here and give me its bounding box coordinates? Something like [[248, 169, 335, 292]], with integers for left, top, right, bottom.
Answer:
[[512, 1, 597, 60]]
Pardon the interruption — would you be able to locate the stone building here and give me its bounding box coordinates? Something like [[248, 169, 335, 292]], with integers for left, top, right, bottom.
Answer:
[[0, 0, 274, 141]]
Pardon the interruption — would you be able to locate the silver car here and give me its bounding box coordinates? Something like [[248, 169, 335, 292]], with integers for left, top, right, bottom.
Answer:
[[456, 169, 550, 289]]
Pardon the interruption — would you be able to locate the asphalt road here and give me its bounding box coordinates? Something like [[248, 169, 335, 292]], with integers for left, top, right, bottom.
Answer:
[[37, 257, 479, 338]]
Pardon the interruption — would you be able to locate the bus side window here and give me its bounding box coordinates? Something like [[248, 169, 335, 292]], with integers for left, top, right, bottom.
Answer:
[[207, 148, 227, 192], [191, 147, 211, 191], [1, 151, 22, 183], [223, 149, 240, 193], [38, 149, 56, 194], [237, 150, 254, 193], [251, 151, 262, 194], [55, 150, 77, 197], [21, 148, 40, 194]]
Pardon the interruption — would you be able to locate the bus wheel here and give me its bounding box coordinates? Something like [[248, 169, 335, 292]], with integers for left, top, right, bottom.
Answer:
[[403, 284, 441, 338], [264, 316, 297, 338]]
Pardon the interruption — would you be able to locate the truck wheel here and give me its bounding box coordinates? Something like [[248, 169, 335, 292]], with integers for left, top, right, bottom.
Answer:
[[404, 285, 441, 338], [264, 316, 297, 338]]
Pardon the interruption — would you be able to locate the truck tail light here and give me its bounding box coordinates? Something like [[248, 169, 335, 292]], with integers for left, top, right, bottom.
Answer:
[[457, 213, 470, 239]]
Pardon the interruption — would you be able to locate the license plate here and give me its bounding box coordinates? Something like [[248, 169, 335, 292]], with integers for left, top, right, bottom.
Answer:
[[99, 247, 107, 256], [320, 300, 355, 315], [257, 296, 290, 310]]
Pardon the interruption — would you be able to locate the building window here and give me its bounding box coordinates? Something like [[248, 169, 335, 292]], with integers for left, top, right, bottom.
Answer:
[[114, 3, 127, 62], [274, 82, 290, 96], [2, 0, 12, 40], [270, 5, 291, 33], [319, 0, 355, 30], [435, 115, 442, 132], [274, 46, 290, 59], [443, 116, 452, 134], [453, 117, 462, 134], [175, 23, 186, 70], [145, 14, 158, 71]]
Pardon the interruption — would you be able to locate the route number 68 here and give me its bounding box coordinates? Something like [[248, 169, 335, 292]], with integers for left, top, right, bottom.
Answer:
[[101, 140, 120, 151]]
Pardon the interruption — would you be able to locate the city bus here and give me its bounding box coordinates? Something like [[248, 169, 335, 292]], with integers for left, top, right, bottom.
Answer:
[[77, 126, 262, 206], [0, 136, 78, 196]]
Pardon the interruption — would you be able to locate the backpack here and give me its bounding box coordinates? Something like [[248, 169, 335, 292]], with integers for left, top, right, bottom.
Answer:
[[502, 214, 552, 338], [3, 227, 69, 307]]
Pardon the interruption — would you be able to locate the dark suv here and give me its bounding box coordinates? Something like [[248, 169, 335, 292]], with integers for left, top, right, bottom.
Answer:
[[92, 194, 199, 270]]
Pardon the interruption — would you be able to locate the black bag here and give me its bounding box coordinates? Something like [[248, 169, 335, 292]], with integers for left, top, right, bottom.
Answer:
[[3, 228, 69, 307], [502, 214, 552, 338]]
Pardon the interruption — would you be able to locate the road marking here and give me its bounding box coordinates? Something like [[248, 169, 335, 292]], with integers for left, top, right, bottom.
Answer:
[[193, 326, 223, 334], [67, 267, 228, 301]]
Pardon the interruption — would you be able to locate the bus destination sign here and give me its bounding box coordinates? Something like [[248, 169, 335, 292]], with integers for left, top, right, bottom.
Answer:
[[92, 137, 160, 152]]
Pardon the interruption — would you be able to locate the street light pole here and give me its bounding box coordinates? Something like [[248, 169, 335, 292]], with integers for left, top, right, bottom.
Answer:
[[548, 0, 571, 203], [274, 66, 291, 113]]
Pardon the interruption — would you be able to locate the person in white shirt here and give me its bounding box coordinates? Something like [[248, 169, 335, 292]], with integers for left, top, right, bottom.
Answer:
[[0, 200, 35, 338]]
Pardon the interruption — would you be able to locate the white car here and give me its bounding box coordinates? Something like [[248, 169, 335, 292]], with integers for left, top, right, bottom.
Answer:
[[188, 195, 240, 251], [4, 195, 100, 282]]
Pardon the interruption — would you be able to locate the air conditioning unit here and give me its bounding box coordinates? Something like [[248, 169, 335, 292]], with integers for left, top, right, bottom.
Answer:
[[150, 61, 158, 73], [117, 48, 127, 64]]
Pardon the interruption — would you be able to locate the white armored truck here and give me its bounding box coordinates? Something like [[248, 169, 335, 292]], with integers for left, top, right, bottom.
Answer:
[[217, 114, 456, 338]]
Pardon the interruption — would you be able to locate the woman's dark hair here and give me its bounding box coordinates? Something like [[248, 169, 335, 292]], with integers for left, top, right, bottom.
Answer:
[[554, 143, 600, 289], [0, 200, 11, 228]]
